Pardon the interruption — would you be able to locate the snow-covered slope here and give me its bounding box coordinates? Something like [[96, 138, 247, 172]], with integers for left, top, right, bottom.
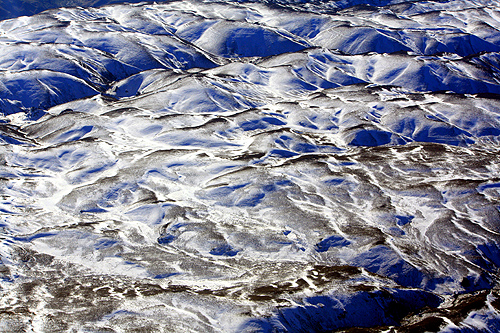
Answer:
[[1, 0, 500, 332]]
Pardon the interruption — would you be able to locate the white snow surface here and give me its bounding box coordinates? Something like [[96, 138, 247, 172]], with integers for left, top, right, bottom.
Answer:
[[1, 0, 500, 332]]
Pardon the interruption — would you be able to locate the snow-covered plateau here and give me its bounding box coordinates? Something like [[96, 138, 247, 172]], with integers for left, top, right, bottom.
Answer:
[[1, 0, 500, 331]]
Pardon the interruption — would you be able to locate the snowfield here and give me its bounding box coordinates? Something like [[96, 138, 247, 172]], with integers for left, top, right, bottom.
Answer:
[[1, 0, 500, 332]]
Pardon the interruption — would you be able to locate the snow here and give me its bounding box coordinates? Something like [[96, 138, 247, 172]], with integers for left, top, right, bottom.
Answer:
[[1, 0, 500, 332]]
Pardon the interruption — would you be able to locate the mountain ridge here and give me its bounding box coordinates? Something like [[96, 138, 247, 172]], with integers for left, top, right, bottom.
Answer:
[[0, 0, 500, 332]]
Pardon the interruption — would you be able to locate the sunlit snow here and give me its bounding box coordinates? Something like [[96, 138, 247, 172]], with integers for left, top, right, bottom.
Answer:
[[1, 0, 500, 332]]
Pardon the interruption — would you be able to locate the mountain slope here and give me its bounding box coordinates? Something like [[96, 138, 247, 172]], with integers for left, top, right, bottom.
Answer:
[[1, 0, 500, 332]]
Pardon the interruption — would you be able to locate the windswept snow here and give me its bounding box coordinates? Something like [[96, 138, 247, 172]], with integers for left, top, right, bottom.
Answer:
[[1, 0, 500, 332]]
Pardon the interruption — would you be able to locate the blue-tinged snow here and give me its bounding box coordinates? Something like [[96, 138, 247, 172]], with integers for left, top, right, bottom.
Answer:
[[1, 0, 500, 332]]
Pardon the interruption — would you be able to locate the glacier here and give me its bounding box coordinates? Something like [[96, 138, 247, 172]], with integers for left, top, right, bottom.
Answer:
[[1, 0, 500, 332]]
